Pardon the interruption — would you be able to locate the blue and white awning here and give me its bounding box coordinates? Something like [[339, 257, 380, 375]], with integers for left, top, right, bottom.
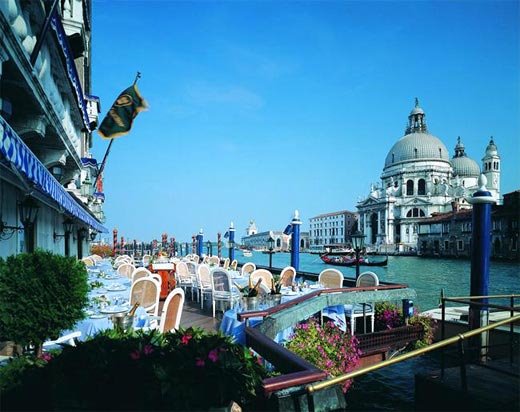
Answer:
[[0, 115, 107, 233]]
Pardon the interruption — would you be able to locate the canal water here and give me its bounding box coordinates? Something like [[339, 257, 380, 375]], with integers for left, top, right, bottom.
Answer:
[[237, 251, 520, 311], [237, 251, 519, 410]]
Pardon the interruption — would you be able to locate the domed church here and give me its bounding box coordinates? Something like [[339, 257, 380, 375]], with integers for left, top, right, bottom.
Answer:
[[356, 99, 501, 249]]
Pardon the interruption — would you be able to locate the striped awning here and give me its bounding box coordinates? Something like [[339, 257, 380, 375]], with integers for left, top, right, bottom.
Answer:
[[0, 115, 107, 233]]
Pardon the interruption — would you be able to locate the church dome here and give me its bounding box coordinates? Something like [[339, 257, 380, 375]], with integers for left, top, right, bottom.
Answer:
[[451, 156, 480, 177], [450, 136, 480, 177], [384, 132, 450, 168]]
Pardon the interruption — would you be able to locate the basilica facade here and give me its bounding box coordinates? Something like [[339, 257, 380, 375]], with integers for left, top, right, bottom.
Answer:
[[356, 99, 501, 250]]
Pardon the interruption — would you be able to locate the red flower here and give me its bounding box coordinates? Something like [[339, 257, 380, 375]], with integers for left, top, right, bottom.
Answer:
[[195, 357, 205, 367], [181, 334, 192, 345]]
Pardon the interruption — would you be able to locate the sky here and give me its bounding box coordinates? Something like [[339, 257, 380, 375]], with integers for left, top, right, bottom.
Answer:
[[91, 0, 520, 244]]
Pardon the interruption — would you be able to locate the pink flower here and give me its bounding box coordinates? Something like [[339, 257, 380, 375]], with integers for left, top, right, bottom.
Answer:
[[40, 352, 53, 362], [208, 349, 219, 363], [143, 344, 154, 355], [130, 350, 141, 360], [195, 357, 205, 367], [256, 356, 263, 366], [181, 334, 192, 345]]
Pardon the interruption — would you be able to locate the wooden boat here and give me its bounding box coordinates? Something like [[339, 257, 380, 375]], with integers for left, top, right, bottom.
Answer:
[[320, 254, 388, 267]]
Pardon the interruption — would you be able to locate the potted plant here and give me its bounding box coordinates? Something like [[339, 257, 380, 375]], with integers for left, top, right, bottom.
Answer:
[[286, 317, 361, 393], [0, 250, 89, 356]]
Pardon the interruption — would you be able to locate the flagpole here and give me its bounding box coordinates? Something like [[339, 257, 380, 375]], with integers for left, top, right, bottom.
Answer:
[[93, 72, 141, 190]]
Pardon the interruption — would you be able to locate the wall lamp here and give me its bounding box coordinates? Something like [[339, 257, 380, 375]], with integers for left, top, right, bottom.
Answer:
[[54, 218, 75, 242], [0, 198, 39, 240], [89, 230, 98, 242]]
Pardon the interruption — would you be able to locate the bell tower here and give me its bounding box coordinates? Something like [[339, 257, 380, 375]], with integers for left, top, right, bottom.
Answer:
[[405, 98, 428, 134], [482, 137, 501, 202]]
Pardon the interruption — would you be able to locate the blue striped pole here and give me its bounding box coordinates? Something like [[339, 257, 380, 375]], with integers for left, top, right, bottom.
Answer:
[[468, 175, 495, 337], [196, 229, 203, 257], [229, 222, 235, 261], [290, 210, 302, 270]]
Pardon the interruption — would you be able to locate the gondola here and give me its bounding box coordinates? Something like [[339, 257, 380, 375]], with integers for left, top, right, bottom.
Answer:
[[320, 254, 388, 267]]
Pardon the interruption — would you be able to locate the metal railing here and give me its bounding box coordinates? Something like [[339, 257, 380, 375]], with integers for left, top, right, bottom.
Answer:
[[306, 313, 520, 400]]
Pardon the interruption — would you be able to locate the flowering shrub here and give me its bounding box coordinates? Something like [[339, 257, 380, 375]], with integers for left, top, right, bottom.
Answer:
[[0, 328, 267, 411], [90, 244, 114, 257], [375, 302, 404, 330], [286, 318, 360, 392]]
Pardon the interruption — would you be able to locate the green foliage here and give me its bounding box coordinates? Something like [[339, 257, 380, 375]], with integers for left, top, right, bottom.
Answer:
[[0, 250, 89, 348], [1, 328, 267, 411], [409, 313, 434, 349], [286, 318, 361, 393], [0, 355, 47, 393]]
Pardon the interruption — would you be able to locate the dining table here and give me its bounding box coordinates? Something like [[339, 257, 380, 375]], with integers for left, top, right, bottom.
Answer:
[[63, 260, 150, 341]]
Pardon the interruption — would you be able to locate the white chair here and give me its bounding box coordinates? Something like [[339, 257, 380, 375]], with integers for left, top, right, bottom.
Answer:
[[175, 261, 195, 299], [210, 268, 241, 318], [279, 266, 297, 286], [90, 254, 103, 263], [250, 269, 274, 291], [196, 264, 213, 310], [230, 259, 238, 271], [43, 331, 82, 351], [157, 288, 185, 333], [186, 261, 199, 301], [117, 263, 135, 279], [241, 262, 256, 277], [130, 277, 161, 317], [318, 269, 344, 326], [318, 268, 344, 289], [345, 272, 379, 335], [81, 257, 95, 267], [142, 254, 152, 267], [131, 267, 153, 283], [192, 255, 200, 264], [222, 258, 230, 269], [209, 255, 220, 266]]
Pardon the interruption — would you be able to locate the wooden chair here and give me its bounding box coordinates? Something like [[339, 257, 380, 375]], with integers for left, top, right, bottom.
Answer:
[[209, 255, 220, 266], [130, 277, 160, 317], [241, 262, 256, 277], [250, 269, 274, 293], [117, 263, 135, 279], [157, 288, 185, 333], [131, 267, 152, 283], [318, 268, 344, 288], [280, 266, 296, 286]]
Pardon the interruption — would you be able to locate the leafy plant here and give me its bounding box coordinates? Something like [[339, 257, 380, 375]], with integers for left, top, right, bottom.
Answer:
[[375, 301, 404, 330], [286, 318, 361, 393], [90, 244, 113, 257], [1, 328, 267, 411], [409, 311, 434, 349], [0, 250, 89, 356]]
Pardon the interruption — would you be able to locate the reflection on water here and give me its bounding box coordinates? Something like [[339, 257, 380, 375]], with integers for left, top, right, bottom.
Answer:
[[238, 252, 520, 310]]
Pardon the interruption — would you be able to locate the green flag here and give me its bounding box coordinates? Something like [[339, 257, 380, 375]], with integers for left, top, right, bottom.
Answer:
[[98, 84, 147, 139]]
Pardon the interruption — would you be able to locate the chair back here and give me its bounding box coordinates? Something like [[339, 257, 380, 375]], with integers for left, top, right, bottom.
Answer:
[[117, 263, 135, 278], [142, 254, 152, 267], [192, 255, 200, 264], [241, 262, 256, 277], [197, 264, 211, 289], [175, 261, 192, 282], [318, 269, 344, 288], [81, 257, 95, 267], [90, 254, 102, 262], [279, 266, 296, 286], [203, 255, 210, 264], [210, 268, 232, 293], [222, 258, 230, 269], [250, 269, 274, 290], [150, 272, 162, 285], [230, 259, 238, 270], [160, 288, 185, 333], [356, 271, 379, 288], [209, 255, 220, 266], [132, 267, 152, 283], [130, 277, 160, 316]]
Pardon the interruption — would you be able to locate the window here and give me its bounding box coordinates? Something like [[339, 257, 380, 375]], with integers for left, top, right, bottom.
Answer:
[[392, 153, 395, 163], [406, 208, 425, 218], [414, 148, 418, 158], [444, 240, 450, 250], [406, 180, 414, 195], [418, 179, 426, 195], [457, 240, 464, 251]]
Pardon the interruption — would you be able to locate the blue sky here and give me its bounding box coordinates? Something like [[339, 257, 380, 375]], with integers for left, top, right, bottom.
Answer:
[[91, 0, 519, 243]]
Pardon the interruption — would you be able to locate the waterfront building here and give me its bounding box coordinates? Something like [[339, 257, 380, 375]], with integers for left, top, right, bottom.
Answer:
[[357, 99, 501, 250], [308, 210, 358, 253], [417, 190, 519, 260], [0, 0, 106, 258], [241, 222, 309, 252]]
